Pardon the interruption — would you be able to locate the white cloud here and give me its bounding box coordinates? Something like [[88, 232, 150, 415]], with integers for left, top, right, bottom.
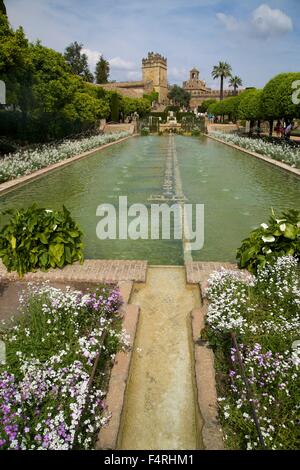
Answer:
[[169, 67, 188, 82], [109, 57, 136, 71], [251, 4, 293, 38], [216, 13, 239, 32], [82, 48, 102, 69], [217, 4, 293, 39], [126, 70, 141, 80]]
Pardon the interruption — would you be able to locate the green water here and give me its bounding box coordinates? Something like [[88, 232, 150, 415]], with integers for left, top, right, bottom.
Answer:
[[0, 135, 299, 264]]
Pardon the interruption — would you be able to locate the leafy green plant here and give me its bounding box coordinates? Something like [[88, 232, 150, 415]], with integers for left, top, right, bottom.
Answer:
[[0, 204, 84, 276], [140, 127, 150, 136], [237, 209, 300, 273]]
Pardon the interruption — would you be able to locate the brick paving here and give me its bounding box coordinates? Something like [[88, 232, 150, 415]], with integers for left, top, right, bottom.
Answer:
[[0, 259, 148, 284], [185, 261, 237, 284]]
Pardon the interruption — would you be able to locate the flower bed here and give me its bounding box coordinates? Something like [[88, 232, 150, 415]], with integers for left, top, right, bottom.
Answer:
[[0, 132, 130, 184], [209, 131, 300, 169], [203, 256, 300, 450], [0, 283, 127, 450]]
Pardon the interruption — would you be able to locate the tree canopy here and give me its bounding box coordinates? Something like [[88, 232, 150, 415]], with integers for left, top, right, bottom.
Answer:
[[212, 61, 232, 100], [0, 13, 151, 143], [64, 42, 94, 83], [208, 72, 300, 127], [0, 1, 6, 16], [95, 55, 110, 84], [198, 99, 217, 113], [168, 85, 190, 108], [229, 75, 243, 95]]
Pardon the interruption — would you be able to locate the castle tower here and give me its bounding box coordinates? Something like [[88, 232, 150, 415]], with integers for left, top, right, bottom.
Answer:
[[190, 68, 200, 80], [142, 52, 168, 104]]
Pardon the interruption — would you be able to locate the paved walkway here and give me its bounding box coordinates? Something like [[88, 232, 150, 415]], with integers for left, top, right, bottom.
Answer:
[[119, 266, 202, 450]]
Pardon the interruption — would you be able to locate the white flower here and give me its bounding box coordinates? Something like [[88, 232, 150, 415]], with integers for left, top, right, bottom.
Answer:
[[279, 223, 286, 232], [261, 223, 269, 230], [262, 235, 275, 243]]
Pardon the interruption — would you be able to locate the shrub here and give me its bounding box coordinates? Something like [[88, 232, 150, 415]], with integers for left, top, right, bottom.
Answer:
[[236, 209, 300, 273], [0, 283, 124, 449], [110, 93, 120, 122], [204, 256, 300, 450], [0, 205, 84, 276], [140, 127, 150, 136]]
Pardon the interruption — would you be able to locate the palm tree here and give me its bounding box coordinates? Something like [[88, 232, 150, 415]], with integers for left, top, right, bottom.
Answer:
[[229, 75, 243, 96], [212, 61, 232, 100]]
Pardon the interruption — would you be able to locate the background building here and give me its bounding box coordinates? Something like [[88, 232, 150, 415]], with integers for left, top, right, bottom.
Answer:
[[183, 68, 237, 108], [97, 52, 168, 104]]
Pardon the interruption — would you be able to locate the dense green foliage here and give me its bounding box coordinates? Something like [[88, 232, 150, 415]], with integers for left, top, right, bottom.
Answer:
[[168, 85, 190, 108], [143, 90, 159, 104], [140, 127, 150, 136], [64, 41, 94, 83], [208, 72, 300, 129], [198, 99, 217, 113], [95, 55, 110, 84], [0, 0, 6, 16], [237, 209, 300, 273], [110, 92, 120, 122], [121, 96, 151, 117], [0, 205, 84, 276], [0, 13, 151, 144]]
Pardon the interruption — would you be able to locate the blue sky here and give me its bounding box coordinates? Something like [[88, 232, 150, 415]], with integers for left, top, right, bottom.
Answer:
[[6, 0, 300, 89]]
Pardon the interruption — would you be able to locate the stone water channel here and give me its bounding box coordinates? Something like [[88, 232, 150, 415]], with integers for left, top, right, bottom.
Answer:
[[119, 267, 202, 450]]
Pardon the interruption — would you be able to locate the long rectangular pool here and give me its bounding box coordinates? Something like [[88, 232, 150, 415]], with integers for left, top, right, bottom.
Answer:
[[0, 135, 299, 265]]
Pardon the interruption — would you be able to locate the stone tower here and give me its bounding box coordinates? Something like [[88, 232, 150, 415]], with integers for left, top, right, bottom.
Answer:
[[190, 68, 200, 80], [142, 52, 168, 104]]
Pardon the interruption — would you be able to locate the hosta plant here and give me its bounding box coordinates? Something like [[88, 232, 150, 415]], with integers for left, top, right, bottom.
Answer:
[[0, 205, 84, 277], [237, 209, 300, 273]]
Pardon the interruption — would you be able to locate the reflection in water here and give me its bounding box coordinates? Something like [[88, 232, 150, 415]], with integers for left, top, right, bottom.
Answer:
[[0, 135, 299, 264]]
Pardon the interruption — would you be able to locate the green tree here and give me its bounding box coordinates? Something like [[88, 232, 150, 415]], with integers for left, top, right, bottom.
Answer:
[[238, 89, 263, 135], [95, 55, 110, 84], [0, 1, 6, 16], [229, 75, 243, 95], [275, 73, 300, 120], [168, 85, 190, 108], [212, 61, 232, 100], [143, 90, 159, 104], [0, 12, 33, 122], [198, 99, 216, 113], [64, 41, 94, 82], [259, 73, 300, 136]]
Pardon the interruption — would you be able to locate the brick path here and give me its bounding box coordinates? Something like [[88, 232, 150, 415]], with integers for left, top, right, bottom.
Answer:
[[0, 260, 148, 284], [185, 261, 237, 284]]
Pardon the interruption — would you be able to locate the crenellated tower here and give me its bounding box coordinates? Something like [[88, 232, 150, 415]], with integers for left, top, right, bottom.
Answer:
[[142, 52, 168, 104]]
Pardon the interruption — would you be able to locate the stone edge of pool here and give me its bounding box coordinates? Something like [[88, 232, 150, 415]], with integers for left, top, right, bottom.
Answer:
[[207, 134, 300, 178], [0, 134, 137, 197]]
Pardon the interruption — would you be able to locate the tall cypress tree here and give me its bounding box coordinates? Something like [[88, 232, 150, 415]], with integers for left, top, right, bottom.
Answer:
[[95, 55, 110, 84]]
